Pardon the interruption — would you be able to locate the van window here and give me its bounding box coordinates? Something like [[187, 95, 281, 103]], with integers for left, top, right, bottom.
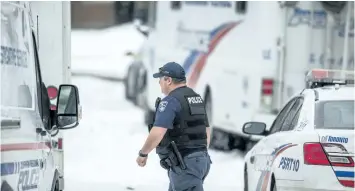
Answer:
[[148, 1, 157, 29], [235, 1, 247, 14], [1, 2, 37, 110], [171, 1, 181, 10]]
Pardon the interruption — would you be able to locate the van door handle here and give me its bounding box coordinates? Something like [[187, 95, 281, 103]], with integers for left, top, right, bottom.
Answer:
[[40, 160, 44, 169]]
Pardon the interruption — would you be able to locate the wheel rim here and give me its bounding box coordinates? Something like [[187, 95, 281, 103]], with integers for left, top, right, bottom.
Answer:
[[128, 71, 135, 95]]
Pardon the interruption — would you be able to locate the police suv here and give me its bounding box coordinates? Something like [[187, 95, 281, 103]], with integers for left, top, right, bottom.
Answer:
[[242, 69, 354, 191], [1, 2, 81, 191]]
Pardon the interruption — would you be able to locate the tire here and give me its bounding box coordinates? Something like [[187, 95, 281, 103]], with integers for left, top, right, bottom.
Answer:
[[271, 175, 277, 191], [204, 89, 213, 127], [244, 165, 248, 191], [125, 65, 138, 103], [124, 66, 133, 101], [232, 134, 247, 151], [205, 90, 232, 151], [245, 140, 257, 153], [210, 128, 233, 151], [54, 180, 60, 191]]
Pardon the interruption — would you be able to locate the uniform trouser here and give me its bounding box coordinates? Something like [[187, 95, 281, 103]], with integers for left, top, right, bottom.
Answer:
[[168, 151, 212, 191]]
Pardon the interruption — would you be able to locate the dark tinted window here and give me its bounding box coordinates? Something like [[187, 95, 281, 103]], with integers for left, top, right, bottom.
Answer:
[[269, 98, 297, 134], [281, 98, 304, 131], [315, 100, 354, 130]]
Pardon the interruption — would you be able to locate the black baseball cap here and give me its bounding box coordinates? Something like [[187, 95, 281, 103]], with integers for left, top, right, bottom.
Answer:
[[153, 62, 186, 80]]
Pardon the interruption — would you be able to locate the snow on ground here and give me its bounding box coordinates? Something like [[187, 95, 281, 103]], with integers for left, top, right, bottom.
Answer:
[[63, 76, 244, 191], [65, 24, 244, 190], [71, 23, 146, 79]]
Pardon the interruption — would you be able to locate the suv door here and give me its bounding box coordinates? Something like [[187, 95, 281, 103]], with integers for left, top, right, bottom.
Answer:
[[272, 97, 304, 182], [248, 98, 297, 190]]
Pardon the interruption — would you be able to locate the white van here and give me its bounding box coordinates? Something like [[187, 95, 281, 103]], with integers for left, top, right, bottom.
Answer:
[[138, 1, 354, 151], [1, 2, 81, 190]]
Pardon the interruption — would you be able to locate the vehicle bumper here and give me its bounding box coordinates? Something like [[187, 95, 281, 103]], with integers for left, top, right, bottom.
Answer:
[[277, 180, 353, 191], [276, 165, 353, 191]]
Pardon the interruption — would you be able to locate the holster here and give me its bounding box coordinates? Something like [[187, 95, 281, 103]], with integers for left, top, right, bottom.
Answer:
[[159, 151, 180, 170]]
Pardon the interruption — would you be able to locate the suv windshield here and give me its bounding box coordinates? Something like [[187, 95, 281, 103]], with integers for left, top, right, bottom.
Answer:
[[315, 100, 354, 130]]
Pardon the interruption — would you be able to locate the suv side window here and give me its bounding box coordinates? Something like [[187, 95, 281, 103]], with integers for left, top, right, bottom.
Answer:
[[280, 97, 304, 131], [269, 98, 297, 134]]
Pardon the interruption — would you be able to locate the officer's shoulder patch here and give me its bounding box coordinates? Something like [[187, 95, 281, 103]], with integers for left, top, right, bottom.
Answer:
[[158, 101, 168, 112]]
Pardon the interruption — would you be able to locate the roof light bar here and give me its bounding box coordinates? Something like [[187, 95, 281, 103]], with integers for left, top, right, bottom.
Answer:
[[305, 69, 354, 88]]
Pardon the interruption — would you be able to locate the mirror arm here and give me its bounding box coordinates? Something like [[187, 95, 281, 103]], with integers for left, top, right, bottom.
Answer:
[[263, 130, 269, 136]]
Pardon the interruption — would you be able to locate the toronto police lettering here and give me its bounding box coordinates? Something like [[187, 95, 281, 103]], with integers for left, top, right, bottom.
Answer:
[[278, 157, 300, 172], [288, 8, 327, 29], [17, 160, 40, 190], [321, 136, 348, 144]]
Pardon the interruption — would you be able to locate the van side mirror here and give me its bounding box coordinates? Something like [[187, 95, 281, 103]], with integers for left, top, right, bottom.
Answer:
[[242, 122, 267, 135], [55, 84, 81, 129]]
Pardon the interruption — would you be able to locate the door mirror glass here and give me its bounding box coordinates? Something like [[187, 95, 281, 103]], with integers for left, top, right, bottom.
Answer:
[[56, 85, 81, 129], [242, 122, 266, 135]]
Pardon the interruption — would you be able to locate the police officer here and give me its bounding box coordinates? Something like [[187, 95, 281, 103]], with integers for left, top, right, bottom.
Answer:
[[136, 62, 212, 191]]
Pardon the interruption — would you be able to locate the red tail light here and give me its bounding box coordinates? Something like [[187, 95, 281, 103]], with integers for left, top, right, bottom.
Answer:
[[262, 79, 274, 95], [322, 143, 354, 167], [260, 78, 274, 110], [58, 138, 63, 150], [47, 86, 58, 111], [303, 143, 330, 165], [303, 143, 353, 166], [304, 142, 354, 188], [47, 86, 58, 100], [328, 156, 355, 167]]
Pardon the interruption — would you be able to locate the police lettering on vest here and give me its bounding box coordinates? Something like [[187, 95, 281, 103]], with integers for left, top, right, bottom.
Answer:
[[187, 96, 203, 104]]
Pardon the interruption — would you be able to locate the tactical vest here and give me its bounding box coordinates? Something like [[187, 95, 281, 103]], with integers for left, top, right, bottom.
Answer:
[[158, 86, 208, 150]]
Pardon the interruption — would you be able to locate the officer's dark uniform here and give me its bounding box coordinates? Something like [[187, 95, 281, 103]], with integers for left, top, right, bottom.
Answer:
[[152, 62, 212, 191]]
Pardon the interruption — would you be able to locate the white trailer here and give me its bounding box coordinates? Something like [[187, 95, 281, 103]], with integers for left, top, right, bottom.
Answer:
[[138, 1, 354, 151]]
